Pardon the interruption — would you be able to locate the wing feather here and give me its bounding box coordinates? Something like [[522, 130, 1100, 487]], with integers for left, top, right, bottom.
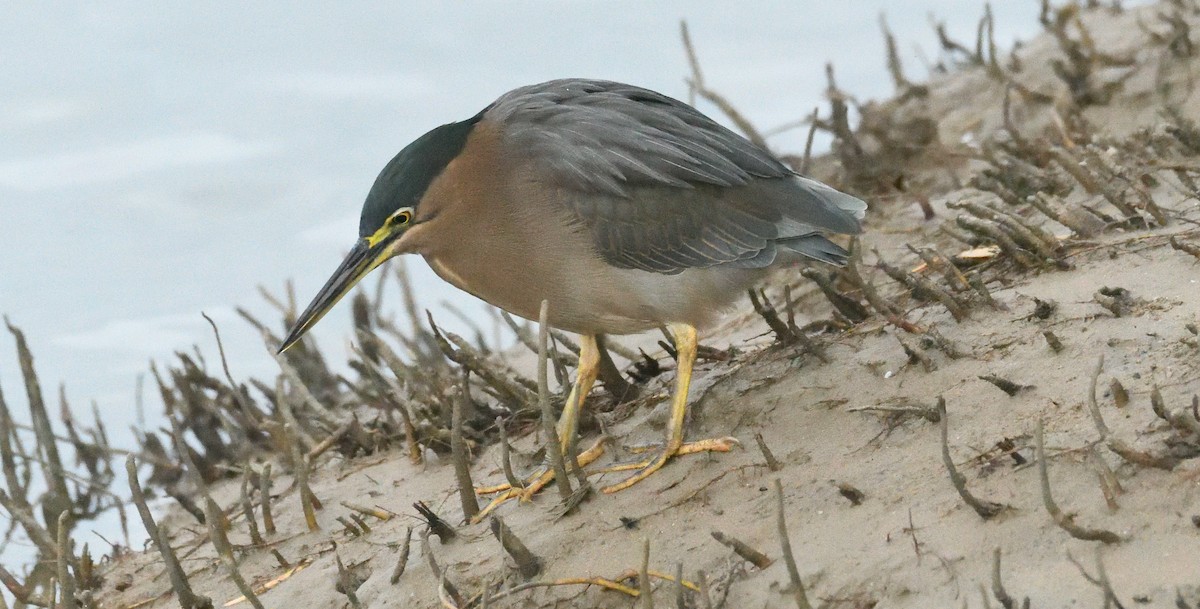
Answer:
[[486, 79, 866, 273]]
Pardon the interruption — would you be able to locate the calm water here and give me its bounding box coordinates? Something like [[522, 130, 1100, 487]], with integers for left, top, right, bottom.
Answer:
[[0, 1, 1040, 567]]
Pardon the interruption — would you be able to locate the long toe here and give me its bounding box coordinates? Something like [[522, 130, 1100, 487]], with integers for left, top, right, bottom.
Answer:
[[600, 436, 740, 494], [471, 437, 609, 520]]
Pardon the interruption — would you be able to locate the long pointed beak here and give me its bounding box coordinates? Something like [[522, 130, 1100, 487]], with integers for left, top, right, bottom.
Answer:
[[278, 239, 385, 353]]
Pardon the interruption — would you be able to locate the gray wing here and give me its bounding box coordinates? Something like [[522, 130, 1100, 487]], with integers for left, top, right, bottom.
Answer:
[[486, 79, 867, 273]]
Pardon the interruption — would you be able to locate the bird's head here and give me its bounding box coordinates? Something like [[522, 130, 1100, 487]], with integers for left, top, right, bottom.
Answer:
[[278, 113, 483, 353]]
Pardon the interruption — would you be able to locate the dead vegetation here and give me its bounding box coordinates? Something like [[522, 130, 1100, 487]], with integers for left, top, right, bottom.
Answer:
[[1, 1, 1200, 607]]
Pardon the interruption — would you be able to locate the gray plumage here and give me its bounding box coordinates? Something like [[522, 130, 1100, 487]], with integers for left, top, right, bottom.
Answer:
[[484, 79, 866, 274], [282, 78, 873, 496]]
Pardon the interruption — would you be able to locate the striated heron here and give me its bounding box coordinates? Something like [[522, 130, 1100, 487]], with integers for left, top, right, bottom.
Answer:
[[279, 78, 866, 502]]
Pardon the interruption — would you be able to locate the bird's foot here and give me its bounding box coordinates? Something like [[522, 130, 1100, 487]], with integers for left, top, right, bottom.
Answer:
[[470, 437, 607, 523], [475, 568, 699, 604], [601, 436, 740, 493]]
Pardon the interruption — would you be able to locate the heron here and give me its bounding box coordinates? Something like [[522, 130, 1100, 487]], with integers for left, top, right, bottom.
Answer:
[[279, 78, 866, 503]]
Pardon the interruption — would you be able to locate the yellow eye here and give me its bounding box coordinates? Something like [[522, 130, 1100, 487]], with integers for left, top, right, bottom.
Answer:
[[389, 208, 413, 227]]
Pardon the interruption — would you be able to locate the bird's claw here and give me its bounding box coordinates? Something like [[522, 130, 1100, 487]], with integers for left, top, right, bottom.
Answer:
[[470, 437, 608, 523], [601, 436, 740, 494]]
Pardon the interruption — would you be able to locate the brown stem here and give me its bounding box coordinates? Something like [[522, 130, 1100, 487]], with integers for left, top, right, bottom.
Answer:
[[451, 370, 480, 520], [710, 531, 773, 569], [490, 516, 542, 579], [774, 479, 813, 609], [938, 398, 1008, 519], [537, 301, 572, 500], [1035, 420, 1122, 543]]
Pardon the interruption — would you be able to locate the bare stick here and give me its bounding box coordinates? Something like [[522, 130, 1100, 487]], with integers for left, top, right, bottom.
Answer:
[[287, 423, 320, 531], [274, 375, 317, 451], [202, 313, 259, 425], [748, 289, 797, 345], [640, 538, 654, 609], [800, 107, 820, 175], [537, 300, 572, 500], [800, 267, 870, 323], [1093, 547, 1122, 607], [979, 374, 1027, 397], [844, 241, 920, 333], [337, 516, 364, 537], [1085, 355, 1111, 437], [898, 335, 936, 372], [880, 14, 911, 90], [1171, 236, 1200, 260], [305, 419, 354, 462], [398, 404, 422, 465], [991, 548, 1015, 609], [340, 501, 392, 521], [259, 463, 275, 535], [1088, 445, 1120, 511], [335, 548, 364, 609], [673, 562, 686, 609], [426, 314, 538, 405], [710, 531, 773, 569], [436, 574, 456, 609], [940, 398, 1007, 519], [171, 419, 263, 608], [204, 494, 265, 609], [5, 319, 71, 512], [1086, 356, 1178, 469], [350, 513, 370, 534], [480, 575, 493, 609], [422, 532, 463, 606], [754, 433, 783, 471], [775, 479, 814, 609], [1036, 420, 1122, 543], [490, 516, 542, 579], [452, 370, 480, 520], [0, 383, 29, 519], [125, 456, 211, 609], [967, 272, 1003, 310], [497, 417, 524, 491], [271, 347, 337, 427], [956, 216, 1040, 267], [390, 526, 413, 584], [0, 490, 55, 559], [240, 465, 264, 545], [56, 512, 76, 609], [501, 311, 580, 367]]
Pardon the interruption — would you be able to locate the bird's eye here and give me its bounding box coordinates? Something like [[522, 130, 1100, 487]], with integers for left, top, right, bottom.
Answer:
[[389, 208, 413, 227]]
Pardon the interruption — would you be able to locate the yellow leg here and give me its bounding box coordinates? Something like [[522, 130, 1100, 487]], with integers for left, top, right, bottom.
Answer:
[[602, 323, 737, 494], [515, 335, 599, 501], [557, 335, 600, 455]]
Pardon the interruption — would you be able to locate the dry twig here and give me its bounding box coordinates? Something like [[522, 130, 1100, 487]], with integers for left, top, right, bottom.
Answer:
[[451, 370, 480, 520], [536, 300, 572, 500], [125, 456, 211, 609], [753, 433, 783, 471], [938, 398, 1008, 519], [710, 531, 773, 569], [775, 479, 814, 609], [491, 516, 542, 580], [1035, 419, 1122, 544], [390, 526, 413, 585]]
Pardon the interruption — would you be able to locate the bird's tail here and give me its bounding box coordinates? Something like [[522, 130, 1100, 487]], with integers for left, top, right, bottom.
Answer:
[[792, 175, 868, 229], [776, 234, 850, 266]]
